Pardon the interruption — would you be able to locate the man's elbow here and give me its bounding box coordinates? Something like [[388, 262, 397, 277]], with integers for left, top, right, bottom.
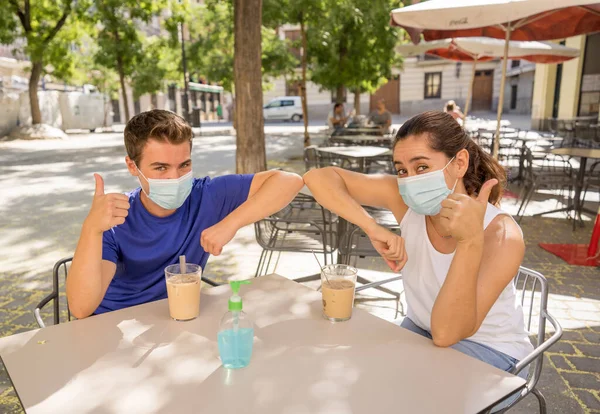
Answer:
[[68, 302, 94, 320], [66, 289, 96, 320], [276, 171, 303, 194]]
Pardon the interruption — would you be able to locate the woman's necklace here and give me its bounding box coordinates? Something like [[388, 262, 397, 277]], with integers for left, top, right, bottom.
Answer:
[[427, 216, 452, 239]]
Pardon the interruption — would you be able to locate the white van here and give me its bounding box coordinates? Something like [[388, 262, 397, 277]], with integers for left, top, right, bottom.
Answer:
[[263, 96, 303, 122]]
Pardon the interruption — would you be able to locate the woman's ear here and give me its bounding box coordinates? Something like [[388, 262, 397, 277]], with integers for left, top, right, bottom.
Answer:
[[455, 148, 469, 179]]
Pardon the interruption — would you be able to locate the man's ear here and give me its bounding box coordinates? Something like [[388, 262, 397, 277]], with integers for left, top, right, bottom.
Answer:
[[125, 156, 138, 177]]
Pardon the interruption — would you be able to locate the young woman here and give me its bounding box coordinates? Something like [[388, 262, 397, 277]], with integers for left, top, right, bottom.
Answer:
[[304, 111, 532, 410]]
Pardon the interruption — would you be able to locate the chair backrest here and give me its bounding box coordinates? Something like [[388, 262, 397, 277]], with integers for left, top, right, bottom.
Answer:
[[34, 256, 73, 328], [304, 146, 319, 171], [511, 266, 562, 397], [338, 208, 401, 265]]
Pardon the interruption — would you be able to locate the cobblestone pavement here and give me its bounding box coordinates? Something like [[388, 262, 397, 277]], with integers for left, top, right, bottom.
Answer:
[[0, 127, 599, 413]]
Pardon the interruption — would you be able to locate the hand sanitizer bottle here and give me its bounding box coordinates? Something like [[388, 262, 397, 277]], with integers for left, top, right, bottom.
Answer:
[[217, 280, 254, 369]]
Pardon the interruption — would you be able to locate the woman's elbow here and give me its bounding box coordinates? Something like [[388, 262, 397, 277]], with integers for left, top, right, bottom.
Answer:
[[432, 333, 459, 348], [431, 324, 477, 348], [303, 167, 336, 186]]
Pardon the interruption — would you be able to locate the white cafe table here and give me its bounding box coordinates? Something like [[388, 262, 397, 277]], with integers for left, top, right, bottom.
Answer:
[[0, 275, 525, 414], [317, 146, 392, 173]]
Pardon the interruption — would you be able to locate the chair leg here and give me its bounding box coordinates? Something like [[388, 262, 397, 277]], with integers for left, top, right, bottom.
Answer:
[[532, 388, 547, 414], [255, 249, 267, 277]]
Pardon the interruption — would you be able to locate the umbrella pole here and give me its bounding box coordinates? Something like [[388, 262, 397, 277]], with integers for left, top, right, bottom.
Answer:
[[494, 24, 512, 159], [463, 57, 478, 124]]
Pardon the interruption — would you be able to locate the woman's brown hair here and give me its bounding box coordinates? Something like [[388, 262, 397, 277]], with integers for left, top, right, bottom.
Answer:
[[393, 111, 506, 205]]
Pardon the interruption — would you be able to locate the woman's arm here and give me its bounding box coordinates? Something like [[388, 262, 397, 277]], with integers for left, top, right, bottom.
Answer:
[[303, 167, 409, 271], [430, 180, 525, 347]]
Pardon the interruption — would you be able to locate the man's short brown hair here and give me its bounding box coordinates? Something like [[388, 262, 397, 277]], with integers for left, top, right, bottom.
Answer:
[[124, 109, 193, 165]]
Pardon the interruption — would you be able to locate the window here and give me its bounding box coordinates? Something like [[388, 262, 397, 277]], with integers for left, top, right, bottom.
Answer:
[[424, 72, 442, 99], [511, 60, 521, 68], [510, 85, 518, 110], [282, 100, 295, 107], [265, 101, 282, 108]]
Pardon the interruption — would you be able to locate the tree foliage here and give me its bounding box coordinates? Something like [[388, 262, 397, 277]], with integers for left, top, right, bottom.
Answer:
[[187, 0, 297, 93], [308, 0, 403, 101]]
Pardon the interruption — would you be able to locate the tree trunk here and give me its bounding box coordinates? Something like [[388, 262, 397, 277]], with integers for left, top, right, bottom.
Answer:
[[233, 0, 266, 173], [114, 28, 130, 122], [353, 89, 360, 116], [29, 61, 43, 125], [336, 84, 345, 104], [117, 56, 130, 123], [299, 16, 310, 147]]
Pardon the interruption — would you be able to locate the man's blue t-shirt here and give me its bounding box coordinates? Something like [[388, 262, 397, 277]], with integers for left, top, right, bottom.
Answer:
[[97, 174, 253, 314]]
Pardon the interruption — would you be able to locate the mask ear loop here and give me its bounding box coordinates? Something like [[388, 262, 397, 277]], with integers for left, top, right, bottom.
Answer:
[[135, 165, 151, 198], [444, 156, 459, 194]]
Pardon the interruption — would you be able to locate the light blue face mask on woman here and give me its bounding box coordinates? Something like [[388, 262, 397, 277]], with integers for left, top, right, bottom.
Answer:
[[137, 168, 193, 210], [397, 157, 457, 216]]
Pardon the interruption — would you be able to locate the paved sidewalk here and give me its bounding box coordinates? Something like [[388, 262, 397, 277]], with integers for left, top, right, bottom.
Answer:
[[0, 127, 599, 413]]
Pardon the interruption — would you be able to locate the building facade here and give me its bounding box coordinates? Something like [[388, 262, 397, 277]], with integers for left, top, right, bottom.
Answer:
[[531, 33, 600, 130]]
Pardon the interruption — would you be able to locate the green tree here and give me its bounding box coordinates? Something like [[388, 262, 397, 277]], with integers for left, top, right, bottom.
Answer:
[[309, 0, 402, 110], [263, 0, 324, 146], [187, 0, 297, 93], [1, 0, 92, 125], [91, 0, 171, 122]]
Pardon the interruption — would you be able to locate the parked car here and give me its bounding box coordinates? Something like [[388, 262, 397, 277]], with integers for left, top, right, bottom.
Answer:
[[263, 96, 303, 122]]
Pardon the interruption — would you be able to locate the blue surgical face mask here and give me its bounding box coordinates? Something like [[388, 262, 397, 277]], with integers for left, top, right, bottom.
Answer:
[[397, 157, 457, 216], [137, 167, 193, 210]]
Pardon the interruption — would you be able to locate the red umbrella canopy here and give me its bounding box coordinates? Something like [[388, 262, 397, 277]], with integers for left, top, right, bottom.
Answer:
[[391, 0, 600, 44]]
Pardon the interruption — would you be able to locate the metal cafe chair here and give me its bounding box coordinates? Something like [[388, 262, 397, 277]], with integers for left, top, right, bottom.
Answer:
[[303, 145, 320, 171], [515, 147, 576, 224], [486, 267, 563, 414], [254, 194, 338, 278], [337, 207, 403, 305], [34, 255, 221, 328], [34, 256, 73, 328]]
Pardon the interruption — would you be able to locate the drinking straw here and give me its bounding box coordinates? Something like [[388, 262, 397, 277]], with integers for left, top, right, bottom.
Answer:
[[312, 250, 331, 285], [179, 255, 186, 274]]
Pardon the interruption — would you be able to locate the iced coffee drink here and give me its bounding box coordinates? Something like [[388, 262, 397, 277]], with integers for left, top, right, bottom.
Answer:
[[165, 263, 202, 321], [321, 264, 357, 322]]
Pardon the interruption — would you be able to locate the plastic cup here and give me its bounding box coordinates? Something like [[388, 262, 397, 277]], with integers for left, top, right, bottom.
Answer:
[[321, 264, 357, 322], [165, 263, 202, 321]]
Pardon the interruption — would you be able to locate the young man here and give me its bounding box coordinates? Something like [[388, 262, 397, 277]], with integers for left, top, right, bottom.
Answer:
[[367, 99, 392, 134], [67, 109, 303, 318], [327, 103, 347, 133]]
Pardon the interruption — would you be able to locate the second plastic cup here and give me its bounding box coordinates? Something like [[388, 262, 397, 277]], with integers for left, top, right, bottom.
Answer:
[[321, 264, 358, 322], [165, 263, 202, 321]]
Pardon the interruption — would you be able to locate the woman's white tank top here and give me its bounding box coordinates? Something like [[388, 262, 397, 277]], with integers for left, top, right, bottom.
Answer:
[[400, 204, 534, 361]]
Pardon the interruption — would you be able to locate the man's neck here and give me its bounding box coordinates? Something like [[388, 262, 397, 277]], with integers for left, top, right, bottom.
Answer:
[[140, 191, 177, 218]]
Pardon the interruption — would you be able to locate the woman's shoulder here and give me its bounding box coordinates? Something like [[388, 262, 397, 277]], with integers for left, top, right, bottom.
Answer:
[[484, 210, 524, 251]]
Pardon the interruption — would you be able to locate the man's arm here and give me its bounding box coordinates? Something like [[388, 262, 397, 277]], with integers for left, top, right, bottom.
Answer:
[[67, 174, 129, 319], [201, 171, 303, 255]]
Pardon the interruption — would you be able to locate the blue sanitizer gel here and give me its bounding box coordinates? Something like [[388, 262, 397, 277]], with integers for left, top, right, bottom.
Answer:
[[218, 280, 254, 369], [217, 327, 254, 369]]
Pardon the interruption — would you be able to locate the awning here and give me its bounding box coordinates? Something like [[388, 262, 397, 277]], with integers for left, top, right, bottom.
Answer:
[[188, 82, 224, 93]]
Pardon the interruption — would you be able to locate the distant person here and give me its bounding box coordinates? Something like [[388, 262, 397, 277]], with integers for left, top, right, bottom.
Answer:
[[216, 103, 223, 121], [368, 99, 392, 134], [328, 103, 348, 134], [445, 100, 464, 123]]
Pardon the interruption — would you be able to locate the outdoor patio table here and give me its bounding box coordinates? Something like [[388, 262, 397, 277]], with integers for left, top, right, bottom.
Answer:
[[338, 126, 383, 136], [0, 274, 525, 414], [317, 146, 392, 173], [537, 148, 600, 266]]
